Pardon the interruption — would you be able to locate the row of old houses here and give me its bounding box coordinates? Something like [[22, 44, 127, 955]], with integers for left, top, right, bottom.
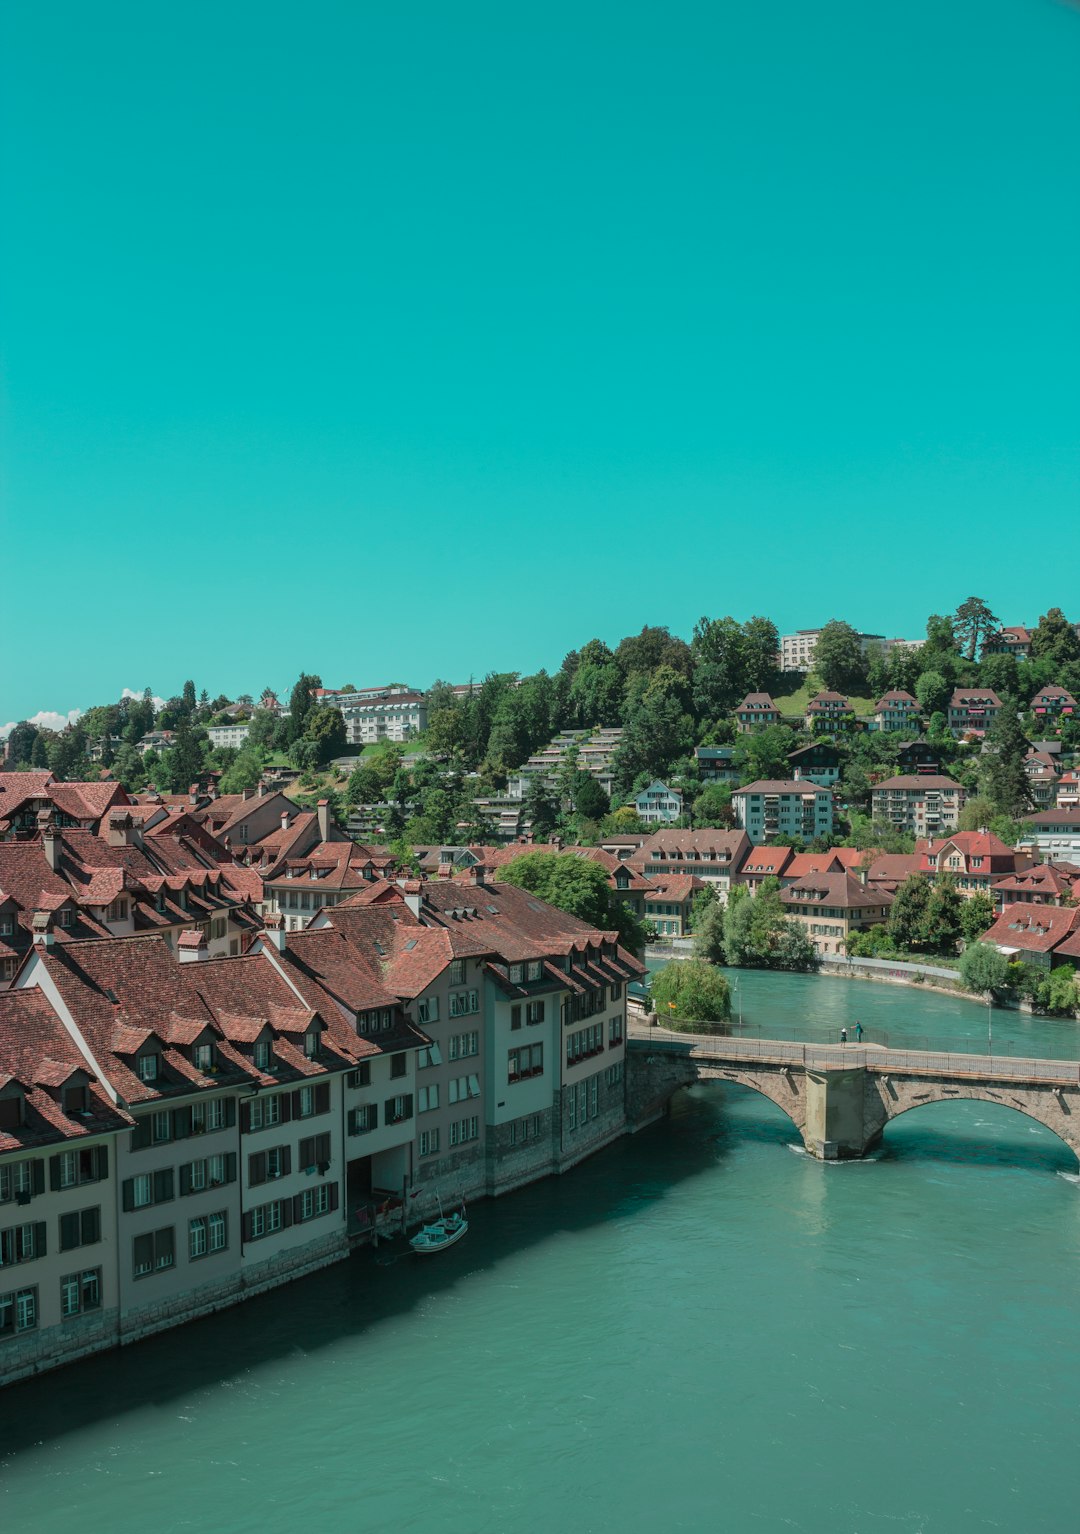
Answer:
[[0, 872, 643, 1386], [734, 686, 1076, 738]]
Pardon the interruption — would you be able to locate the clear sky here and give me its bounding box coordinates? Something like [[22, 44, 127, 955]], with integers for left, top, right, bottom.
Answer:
[[2, 0, 1079, 728]]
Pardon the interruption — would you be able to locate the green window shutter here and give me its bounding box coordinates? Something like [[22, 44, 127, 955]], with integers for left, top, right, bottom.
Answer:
[[224, 1153, 237, 1183], [31, 1160, 45, 1195], [172, 1107, 192, 1140], [122, 1178, 135, 1213], [224, 1097, 237, 1127], [60, 1212, 79, 1250], [94, 1144, 108, 1180], [84, 1207, 100, 1245], [49, 1156, 62, 1192], [34, 1220, 47, 1256]]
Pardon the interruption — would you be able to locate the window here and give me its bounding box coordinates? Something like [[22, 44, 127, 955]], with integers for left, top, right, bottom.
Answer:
[[60, 1267, 101, 1317], [449, 1032, 479, 1061], [248, 1146, 290, 1186], [298, 1133, 331, 1172], [137, 1052, 161, 1082], [51, 1145, 108, 1190], [417, 996, 439, 1025], [508, 1044, 543, 1082], [526, 1001, 545, 1026], [348, 1104, 377, 1135], [133, 1227, 175, 1278], [180, 1153, 236, 1194], [509, 963, 524, 984], [248, 1094, 283, 1132], [609, 1016, 624, 1046], [297, 1184, 334, 1221], [0, 1222, 45, 1266], [510, 1005, 521, 1031], [448, 1116, 479, 1147], [253, 1039, 272, 1071], [152, 1111, 172, 1144], [347, 1063, 371, 1089], [193, 1043, 215, 1074], [59, 1207, 101, 1251], [384, 1094, 413, 1125], [449, 960, 465, 986], [296, 1086, 315, 1118], [418, 1085, 440, 1113], [0, 1287, 37, 1338], [418, 1129, 440, 1157], [246, 1200, 289, 1241], [527, 961, 543, 982], [303, 1031, 320, 1060], [449, 989, 479, 1018], [391, 1054, 408, 1079], [0, 1159, 41, 1205], [417, 1044, 442, 1069], [447, 1075, 480, 1104], [122, 1168, 173, 1211], [189, 1212, 228, 1260]]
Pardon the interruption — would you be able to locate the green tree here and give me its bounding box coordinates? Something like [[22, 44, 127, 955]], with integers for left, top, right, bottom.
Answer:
[[572, 773, 610, 822], [887, 873, 932, 949], [959, 942, 1011, 997], [181, 679, 197, 716], [651, 959, 731, 1029], [922, 875, 964, 954], [980, 653, 1019, 700], [1044, 965, 1079, 1016], [722, 880, 815, 970], [5, 721, 38, 766], [288, 673, 322, 742], [1030, 607, 1080, 668], [500, 852, 648, 953], [691, 615, 746, 716], [732, 724, 798, 784], [692, 784, 734, 827], [959, 891, 995, 945], [691, 896, 725, 964], [813, 621, 867, 693], [981, 710, 1032, 819], [915, 670, 950, 718], [953, 597, 1000, 661], [218, 744, 267, 795], [524, 775, 560, 838], [741, 616, 781, 692], [304, 705, 347, 766]]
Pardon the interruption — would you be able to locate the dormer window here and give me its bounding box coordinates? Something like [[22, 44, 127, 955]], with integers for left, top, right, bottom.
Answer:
[[253, 1039, 272, 1071], [193, 1042, 215, 1073], [0, 916, 13, 937], [63, 1083, 89, 1116], [509, 963, 524, 985], [303, 1031, 320, 1060], [527, 961, 542, 981], [57, 908, 73, 929], [0, 1092, 25, 1132], [137, 1052, 161, 1083]]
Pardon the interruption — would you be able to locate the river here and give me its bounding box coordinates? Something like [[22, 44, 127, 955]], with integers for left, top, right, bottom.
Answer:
[[3, 969, 1079, 1533]]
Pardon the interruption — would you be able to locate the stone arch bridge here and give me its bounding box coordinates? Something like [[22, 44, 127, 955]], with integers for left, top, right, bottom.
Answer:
[[627, 1025, 1080, 1161]]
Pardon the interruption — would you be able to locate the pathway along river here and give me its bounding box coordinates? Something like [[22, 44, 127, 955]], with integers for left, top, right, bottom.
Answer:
[[4, 969, 1080, 1534]]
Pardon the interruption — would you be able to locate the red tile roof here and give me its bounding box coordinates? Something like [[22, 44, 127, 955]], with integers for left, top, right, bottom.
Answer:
[[0, 988, 132, 1152], [980, 904, 1080, 953]]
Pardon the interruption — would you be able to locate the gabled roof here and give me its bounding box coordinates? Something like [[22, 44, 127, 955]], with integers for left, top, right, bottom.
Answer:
[[980, 904, 1080, 953], [733, 779, 830, 795], [735, 693, 778, 710], [806, 691, 851, 708], [874, 691, 918, 708], [785, 848, 868, 877], [739, 846, 794, 878], [872, 775, 964, 792], [0, 988, 133, 1153], [780, 872, 893, 911]]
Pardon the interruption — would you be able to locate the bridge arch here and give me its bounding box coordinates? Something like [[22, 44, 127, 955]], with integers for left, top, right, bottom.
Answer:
[[696, 1065, 808, 1140], [876, 1082, 1080, 1165]]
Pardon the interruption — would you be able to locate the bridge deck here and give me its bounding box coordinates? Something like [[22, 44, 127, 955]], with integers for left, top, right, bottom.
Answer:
[[628, 1022, 1080, 1086]]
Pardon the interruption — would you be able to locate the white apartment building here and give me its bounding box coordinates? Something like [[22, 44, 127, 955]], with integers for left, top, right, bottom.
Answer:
[[780, 628, 890, 673], [730, 781, 834, 846], [331, 686, 428, 746], [207, 723, 251, 750], [870, 775, 965, 836]]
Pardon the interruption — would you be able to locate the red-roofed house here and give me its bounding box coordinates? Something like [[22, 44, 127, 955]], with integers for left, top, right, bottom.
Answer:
[[805, 693, 856, 734], [873, 691, 920, 733], [948, 689, 1002, 738], [737, 845, 794, 892], [780, 874, 893, 957], [1030, 685, 1076, 721], [978, 904, 1080, 968], [918, 832, 1029, 897], [734, 694, 780, 732], [642, 874, 705, 937]]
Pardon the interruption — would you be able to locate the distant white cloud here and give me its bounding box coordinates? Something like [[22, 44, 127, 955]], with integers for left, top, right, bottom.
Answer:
[[0, 708, 83, 740], [121, 688, 167, 711]]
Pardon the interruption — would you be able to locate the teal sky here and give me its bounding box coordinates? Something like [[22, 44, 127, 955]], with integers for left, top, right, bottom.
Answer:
[[2, 1, 1079, 728]]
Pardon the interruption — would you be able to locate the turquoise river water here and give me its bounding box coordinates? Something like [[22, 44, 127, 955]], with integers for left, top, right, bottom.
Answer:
[[3, 969, 1080, 1534]]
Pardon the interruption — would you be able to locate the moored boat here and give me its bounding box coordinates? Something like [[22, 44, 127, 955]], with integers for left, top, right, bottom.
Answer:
[[409, 1209, 468, 1254]]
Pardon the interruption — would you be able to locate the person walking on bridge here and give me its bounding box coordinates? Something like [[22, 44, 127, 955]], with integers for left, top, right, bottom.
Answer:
[[854, 1021, 863, 1043], [840, 1027, 847, 1044]]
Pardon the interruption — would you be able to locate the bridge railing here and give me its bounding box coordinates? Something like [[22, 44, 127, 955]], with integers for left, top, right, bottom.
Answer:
[[628, 1012, 1080, 1063], [628, 1025, 1080, 1084]]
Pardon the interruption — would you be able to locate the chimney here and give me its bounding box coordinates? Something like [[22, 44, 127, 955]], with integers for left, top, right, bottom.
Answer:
[[107, 812, 141, 848], [177, 930, 209, 963], [257, 781, 267, 797], [262, 913, 286, 952], [41, 820, 61, 872], [188, 783, 199, 805], [317, 798, 330, 842], [32, 910, 54, 948], [280, 810, 291, 833], [464, 866, 484, 887], [242, 788, 252, 802]]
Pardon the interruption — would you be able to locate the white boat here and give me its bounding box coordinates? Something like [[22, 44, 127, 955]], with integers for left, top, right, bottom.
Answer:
[[409, 1209, 468, 1254]]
